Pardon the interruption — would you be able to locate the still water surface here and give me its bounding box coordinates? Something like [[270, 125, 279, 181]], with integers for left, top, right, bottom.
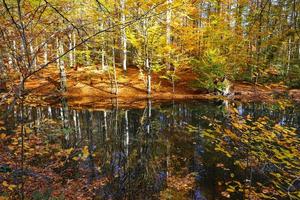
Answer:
[[1, 100, 299, 199]]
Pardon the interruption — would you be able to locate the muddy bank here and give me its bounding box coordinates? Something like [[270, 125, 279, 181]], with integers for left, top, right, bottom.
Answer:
[[4, 66, 299, 109]]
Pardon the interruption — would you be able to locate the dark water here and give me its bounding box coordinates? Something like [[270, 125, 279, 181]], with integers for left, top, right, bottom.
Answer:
[[1, 99, 300, 199]]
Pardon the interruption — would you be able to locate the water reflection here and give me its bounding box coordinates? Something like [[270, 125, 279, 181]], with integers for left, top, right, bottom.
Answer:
[[1, 99, 299, 199]]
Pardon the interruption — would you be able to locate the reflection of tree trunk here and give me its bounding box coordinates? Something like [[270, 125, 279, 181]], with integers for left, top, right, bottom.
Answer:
[[73, 110, 77, 136], [48, 106, 52, 118], [61, 97, 70, 143], [113, 100, 118, 138], [104, 111, 108, 140], [77, 110, 82, 140], [86, 110, 97, 182], [125, 110, 129, 156], [146, 99, 151, 135], [36, 107, 41, 132], [20, 100, 25, 200]]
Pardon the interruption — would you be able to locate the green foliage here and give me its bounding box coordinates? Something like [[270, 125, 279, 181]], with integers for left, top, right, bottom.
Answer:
[[191, 49, 226, 92], [286, 64, 300, 89]]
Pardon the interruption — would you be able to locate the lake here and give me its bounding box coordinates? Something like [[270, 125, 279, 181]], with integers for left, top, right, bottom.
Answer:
[[0, 99, 299, 199]]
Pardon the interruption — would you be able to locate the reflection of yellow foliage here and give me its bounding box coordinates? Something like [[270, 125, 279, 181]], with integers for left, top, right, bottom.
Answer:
[[160, 173, 196, 200], [82, 146, 89, 159], [200, 103, 300, 199]]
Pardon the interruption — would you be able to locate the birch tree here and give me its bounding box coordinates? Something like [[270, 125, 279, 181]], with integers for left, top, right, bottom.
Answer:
[[120, 0, 127, 72]]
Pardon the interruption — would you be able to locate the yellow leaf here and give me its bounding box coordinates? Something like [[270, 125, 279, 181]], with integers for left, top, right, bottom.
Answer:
[[0, 134, 6, 139], [82, 146, 89, 158], [2, 181, 8, 187], [65, 148, 74, 156], [8, 184, 16, 191], [72, 156, 79, 161]]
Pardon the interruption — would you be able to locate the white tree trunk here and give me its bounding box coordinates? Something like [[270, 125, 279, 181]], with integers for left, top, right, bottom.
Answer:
[[47, 106, 52, 118], [58, 39, 67, 92], [8, 40, 16, 68], [30, 42, 37, 69], [69, 33, 73, 68], [101, 48, 106, 71], [73, 33, 76, 69], [146, 99, 151, 136], [112, 40, 118, 94], [73, 110, 77, 135], [124, 110, 129, 156], [121, 0, 127, 72], [287, 37, 291, 75], [56, 38, 60, 68], [85, 46, 90, 66], [146, 58, 151, 96], [166, 0, 173, 69], [61, 98, 70, 141], [8, 53, 13, 68], [44, 43, 48, 65], [104, 111, 108, 140]]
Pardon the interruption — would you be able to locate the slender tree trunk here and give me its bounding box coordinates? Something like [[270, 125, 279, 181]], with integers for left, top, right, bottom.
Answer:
[[30, 42, 36, 69], [85, 45, 90, 66], [166, 0, 172, 70], [287, 37, 291, 76], [121, 0, 127, 72], [124, 110, 129, 156], [112, 39, 118, 94], [69, 33, 73, 68], [44, 42, 48, 65], [144, 99, 152, 151], [48, 106, 52, 118], [56, 38, 60, 68], [73, 33, 77, 70], [8, 51, 13, 68], [0, 54, 3, 72], [58, 38, 67, 92], [0, 52, 7, 92], [101, 48, 106, 71], [146, 57, 151, 96], [73, 110, 78, 135], [77, 110, 82, 140], [9, 40, 16, 68], [61, 97, 70, 142], [104, 111, 108, 140]]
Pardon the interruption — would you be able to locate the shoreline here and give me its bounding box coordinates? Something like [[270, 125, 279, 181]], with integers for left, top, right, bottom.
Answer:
[[2, 66, 300, 109]]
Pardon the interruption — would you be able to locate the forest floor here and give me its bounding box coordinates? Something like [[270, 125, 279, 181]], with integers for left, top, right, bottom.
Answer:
[[22, 65, 300, 109]]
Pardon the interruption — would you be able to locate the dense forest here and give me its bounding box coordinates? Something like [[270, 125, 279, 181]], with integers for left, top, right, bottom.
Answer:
[[0, 0, 299, 98], [0, 1, 300, 200]]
